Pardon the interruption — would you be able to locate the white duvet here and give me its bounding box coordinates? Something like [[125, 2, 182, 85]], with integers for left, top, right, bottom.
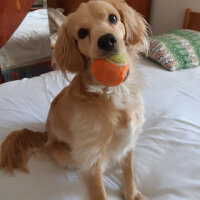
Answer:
[[0, 58, 200, 200], [0, 9, 51, 70]]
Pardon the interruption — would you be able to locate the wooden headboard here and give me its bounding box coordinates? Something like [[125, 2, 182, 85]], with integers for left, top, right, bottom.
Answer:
[[126, 0, 152, 23], [47, 0, 152, 23], [183, 9, 200, 31]]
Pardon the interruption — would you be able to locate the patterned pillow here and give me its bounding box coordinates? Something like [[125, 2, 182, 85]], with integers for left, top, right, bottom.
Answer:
[[149, 29, 200, 71]]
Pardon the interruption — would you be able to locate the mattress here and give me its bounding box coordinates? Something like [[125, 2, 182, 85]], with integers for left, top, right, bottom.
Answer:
[[0, 9, 51, 70], [0, 58, 200, 200]]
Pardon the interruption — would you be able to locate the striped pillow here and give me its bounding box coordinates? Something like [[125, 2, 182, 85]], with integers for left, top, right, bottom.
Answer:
[[149, 29, 200, 71]]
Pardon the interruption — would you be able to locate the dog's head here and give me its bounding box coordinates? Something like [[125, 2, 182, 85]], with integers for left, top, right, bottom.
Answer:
[[54, 0, 148, 74]]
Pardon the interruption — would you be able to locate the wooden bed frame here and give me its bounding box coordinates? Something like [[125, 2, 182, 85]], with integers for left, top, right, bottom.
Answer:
[[183, 8, 200, 31]]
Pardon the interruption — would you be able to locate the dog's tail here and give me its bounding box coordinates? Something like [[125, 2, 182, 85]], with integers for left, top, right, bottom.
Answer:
[[0, 129, 47, 175]]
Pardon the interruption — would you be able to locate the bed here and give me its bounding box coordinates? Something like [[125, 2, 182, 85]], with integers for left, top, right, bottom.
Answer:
[[0, 4, 52, 83], [0, 57, 200, 200], [0, 9, 51, 71], [1, 1, 200, 199]]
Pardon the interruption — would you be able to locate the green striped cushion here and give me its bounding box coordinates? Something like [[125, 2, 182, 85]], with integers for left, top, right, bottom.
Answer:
[[149, 29, 200, 71]]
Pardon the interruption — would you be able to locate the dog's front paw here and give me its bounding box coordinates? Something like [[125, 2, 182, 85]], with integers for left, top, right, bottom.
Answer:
[[133, 190, 142, 200], [125, 189, 144, 200]]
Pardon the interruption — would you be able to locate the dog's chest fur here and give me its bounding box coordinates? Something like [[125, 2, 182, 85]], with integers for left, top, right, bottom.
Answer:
[[70, 83, 141, 172], [104, 118, 137, 171], [103, 84, 139, 169]]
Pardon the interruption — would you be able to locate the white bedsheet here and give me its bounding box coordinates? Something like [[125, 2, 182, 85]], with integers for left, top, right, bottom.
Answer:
[[0, 58, 200, 200], [0, 9, 51, 70]]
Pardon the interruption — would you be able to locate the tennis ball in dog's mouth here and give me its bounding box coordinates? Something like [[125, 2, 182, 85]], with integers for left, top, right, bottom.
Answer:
[[91, 54, 129, 87]]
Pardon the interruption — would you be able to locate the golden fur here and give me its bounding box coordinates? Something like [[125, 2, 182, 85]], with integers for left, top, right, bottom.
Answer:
[[0, 0, 149, 199]]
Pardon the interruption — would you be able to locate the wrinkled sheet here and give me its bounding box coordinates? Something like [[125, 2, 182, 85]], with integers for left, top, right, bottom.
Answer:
[[0, 58, 200, 200], [0, 9, 51, 70]]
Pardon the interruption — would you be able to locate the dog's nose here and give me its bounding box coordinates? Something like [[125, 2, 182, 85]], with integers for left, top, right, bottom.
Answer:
[[98, 33, 117, 52]]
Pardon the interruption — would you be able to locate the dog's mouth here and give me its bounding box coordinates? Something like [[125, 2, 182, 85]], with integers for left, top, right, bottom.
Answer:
[[123, 70, 129, 83], [91, 54, 129, 87], [97, 50, 120, 60]]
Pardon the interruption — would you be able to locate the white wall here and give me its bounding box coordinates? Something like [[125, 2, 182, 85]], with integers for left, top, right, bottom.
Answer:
[[150, 0, 200, 35]]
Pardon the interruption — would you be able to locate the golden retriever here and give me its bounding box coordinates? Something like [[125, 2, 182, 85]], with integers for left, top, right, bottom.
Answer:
[[0, 0, 149, 199]]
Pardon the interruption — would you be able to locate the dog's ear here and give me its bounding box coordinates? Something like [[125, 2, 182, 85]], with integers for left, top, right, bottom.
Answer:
[[54, 20, 84, 74], [104, 0, 149, 52]]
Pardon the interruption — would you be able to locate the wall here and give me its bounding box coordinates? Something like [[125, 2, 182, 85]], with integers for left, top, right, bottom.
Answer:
[[150, 0, 200, 35]]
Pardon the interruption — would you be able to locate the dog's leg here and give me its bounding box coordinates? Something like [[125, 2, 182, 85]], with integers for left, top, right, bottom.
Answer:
[[45, 139, 75, 168], [81, 161, 107, 200], [121, 150, 142, 200]]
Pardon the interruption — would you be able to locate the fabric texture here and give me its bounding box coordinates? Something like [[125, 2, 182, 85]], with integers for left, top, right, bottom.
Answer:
[[2, 60, 52, 83], [0, 9, 51, 70], [0, 58, 200, 199], [149, 29, 200, 71]]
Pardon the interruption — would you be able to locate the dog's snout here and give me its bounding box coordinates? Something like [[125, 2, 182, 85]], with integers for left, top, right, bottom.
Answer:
[[98, 33, 117, 52]]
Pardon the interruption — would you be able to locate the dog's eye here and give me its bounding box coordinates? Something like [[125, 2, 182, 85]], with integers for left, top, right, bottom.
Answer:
[[108, 14, 118, 24], [78, 28, 88, 39]]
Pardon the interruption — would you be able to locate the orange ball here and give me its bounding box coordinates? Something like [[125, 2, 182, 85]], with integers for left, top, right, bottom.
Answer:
[[91, 58, 129, 87]]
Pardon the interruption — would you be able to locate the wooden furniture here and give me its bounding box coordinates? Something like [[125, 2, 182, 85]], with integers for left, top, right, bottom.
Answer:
[[0, 0, 35, 48], [47, 0, 152, 23], [183, 9, 200, 31], [126, 0, 152, 23], [47, 0, 88, 15]]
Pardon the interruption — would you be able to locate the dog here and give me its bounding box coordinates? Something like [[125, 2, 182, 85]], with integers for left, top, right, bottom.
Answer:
[[0, 0, 149, 199]]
